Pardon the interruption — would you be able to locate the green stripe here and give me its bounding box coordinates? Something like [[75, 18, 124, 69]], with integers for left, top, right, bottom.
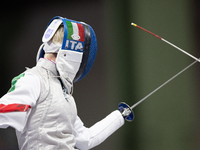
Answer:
[[8, 73, 25, 93], [66, 21, 73, 40]]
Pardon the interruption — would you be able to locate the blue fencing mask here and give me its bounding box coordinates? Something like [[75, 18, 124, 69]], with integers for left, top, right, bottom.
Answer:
[[36, 16, 97, 93]]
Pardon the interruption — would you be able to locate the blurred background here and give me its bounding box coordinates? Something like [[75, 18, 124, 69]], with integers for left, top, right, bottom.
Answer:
[[0, 0, 200, 149]]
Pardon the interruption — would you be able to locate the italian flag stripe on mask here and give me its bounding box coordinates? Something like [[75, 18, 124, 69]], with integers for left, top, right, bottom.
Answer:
[[65, 20, 85, 42]]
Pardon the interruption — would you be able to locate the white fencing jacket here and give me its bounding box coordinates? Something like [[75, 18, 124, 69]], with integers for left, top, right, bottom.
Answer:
[[0, 58, 124, 150]]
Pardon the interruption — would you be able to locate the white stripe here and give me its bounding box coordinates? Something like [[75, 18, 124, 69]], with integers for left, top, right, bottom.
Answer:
[[71, 22, 80, 40], [72, 22, 79, 35]]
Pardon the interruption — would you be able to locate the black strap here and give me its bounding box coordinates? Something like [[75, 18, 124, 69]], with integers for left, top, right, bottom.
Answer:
[[74, 24, 91, 82]]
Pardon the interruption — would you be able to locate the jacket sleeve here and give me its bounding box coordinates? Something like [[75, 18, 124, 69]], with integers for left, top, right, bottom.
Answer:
[[0, 71, 40, 132], [73, 110, 124, 150]]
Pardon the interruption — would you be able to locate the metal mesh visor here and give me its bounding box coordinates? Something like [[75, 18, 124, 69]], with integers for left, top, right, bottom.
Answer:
[[74, 24, 97, 82]]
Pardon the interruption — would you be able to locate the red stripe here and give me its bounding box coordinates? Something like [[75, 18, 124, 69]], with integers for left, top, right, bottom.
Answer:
[[0, 104, 31, 113], [77, 23, 85, 42], [137, 25, 162, 40]]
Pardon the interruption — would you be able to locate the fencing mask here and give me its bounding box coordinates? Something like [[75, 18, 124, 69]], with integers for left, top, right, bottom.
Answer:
[[36, 16, 97, 93]]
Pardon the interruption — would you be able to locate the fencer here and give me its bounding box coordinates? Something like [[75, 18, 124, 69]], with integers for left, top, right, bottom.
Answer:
[[0, 16, 132, 150]]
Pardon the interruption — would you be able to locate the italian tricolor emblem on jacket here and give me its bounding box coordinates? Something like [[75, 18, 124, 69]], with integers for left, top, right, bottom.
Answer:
[[65, 21, 85, 42]]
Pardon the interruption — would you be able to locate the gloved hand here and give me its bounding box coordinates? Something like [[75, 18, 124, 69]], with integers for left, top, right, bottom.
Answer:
[[118, 102, 134, 122]]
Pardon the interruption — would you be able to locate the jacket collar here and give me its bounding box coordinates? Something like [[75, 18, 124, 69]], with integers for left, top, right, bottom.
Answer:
[[37, 58, 59, 76]]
